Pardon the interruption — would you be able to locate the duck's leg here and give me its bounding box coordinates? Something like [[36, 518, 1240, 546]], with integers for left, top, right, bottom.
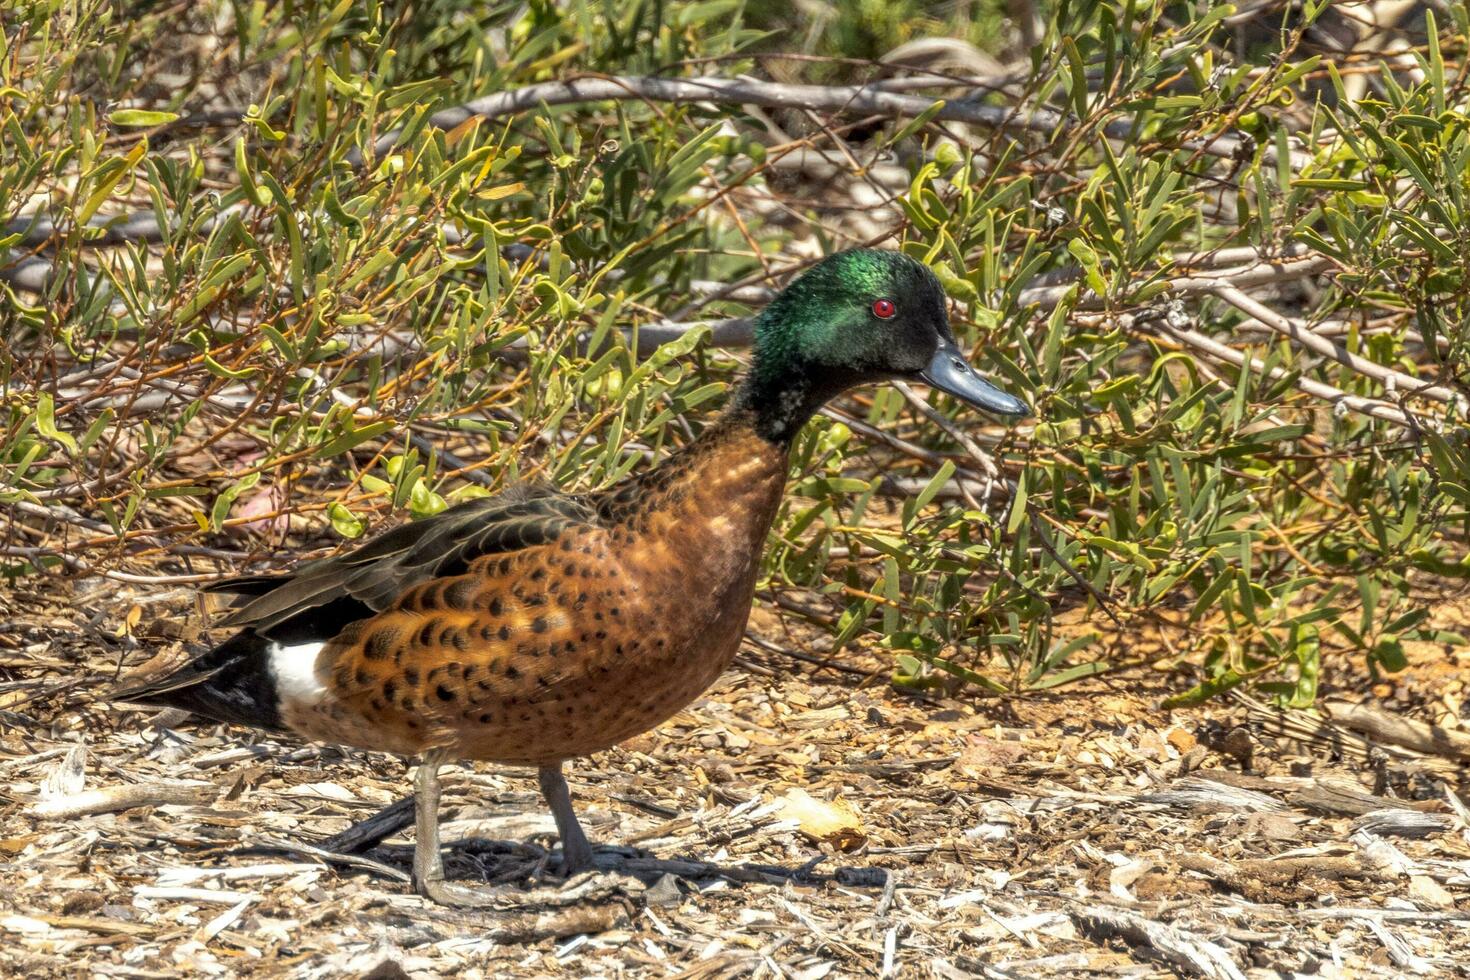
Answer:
[[538, 762, 595, 875], [411, 751, 512, 907]]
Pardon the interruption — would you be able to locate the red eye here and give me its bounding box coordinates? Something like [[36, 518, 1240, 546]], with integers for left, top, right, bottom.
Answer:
[[872, 298, 896, 319]]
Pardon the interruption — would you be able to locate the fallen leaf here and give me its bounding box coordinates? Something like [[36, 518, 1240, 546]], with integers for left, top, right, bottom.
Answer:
[[775, 788, 865, 851]]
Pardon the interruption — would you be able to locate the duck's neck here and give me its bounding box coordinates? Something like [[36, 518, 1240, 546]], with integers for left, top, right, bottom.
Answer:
[[597, 406, 791, 549], [730, 366, 856, 444]]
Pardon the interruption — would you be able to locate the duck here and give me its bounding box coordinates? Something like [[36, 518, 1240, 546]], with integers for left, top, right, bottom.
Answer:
[[115, 248, 1029, 906]]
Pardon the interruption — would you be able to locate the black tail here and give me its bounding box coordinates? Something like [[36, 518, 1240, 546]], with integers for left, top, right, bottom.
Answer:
[[114, 630, 284, 732]]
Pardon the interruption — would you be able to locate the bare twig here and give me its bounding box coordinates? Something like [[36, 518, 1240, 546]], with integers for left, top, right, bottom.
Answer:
[[1177, 277, 1467, 412]]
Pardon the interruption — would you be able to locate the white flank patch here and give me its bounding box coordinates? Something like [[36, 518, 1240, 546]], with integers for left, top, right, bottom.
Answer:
[[267, 641, 327, 706]]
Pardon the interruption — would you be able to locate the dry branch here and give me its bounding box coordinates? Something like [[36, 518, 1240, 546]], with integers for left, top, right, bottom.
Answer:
[[1070, 906, 1246, 980], [1138, 314, 1419, 427], [1139, 775, 1287, 813], [1177, 277, 1468, 413], [1351, 809, 1454, 838], [1323, 700, 1470, 763], [26, 781, 218, 819], [367, 74, 1287, 165]]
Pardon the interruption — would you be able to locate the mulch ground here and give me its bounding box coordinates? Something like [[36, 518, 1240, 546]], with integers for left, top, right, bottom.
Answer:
[[2, 576, 1469, 978]]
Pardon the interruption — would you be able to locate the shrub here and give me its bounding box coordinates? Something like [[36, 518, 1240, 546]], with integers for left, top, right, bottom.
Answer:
[[2, 1, 1465, 701]]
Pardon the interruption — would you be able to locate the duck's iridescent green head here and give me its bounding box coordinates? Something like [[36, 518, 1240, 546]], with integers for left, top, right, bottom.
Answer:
[[735, 249, 1029, 442]]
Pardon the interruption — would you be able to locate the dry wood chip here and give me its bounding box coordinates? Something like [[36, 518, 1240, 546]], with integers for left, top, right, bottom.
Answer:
[[7, 580, 1470, 979], [1174, 849, 1390, 904], [39, 744, 87, 799], [282, 782, 359, 802], [189, 747, 270, 768], [1, 915, 52, 936], [26, 781, 217, 819], [1350, 829, 1418, 877], [1139, 775, 1285, 813], [155, 862, 323, 886], [1070, 906, 1247, 979], [1360, 914, 1436, 973], [1287, 780, 1426, 817], [1351, 809, 1454, 838], [133, 886, 260, 905], [1240, 811, 1301, 842], [783, 706, 851, 730], [1166, 727, 1199, 754], [37, 916, 156, 937], [253, 834, 411, 882], [196, 898, 253, 942], [440, 812, 554, 841]]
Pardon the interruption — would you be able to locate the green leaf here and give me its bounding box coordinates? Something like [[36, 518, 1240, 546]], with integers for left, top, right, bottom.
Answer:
[[235, 136, 272, 207], [1372, 637, 1407, 673], [211, 472, 261, 531], [316, 419, 395, 458], [1006, 470, 1028, 535], [1029, 660, 1112, 690], [343, 247, 399, 291], [913, 460, 954, 513], [78, 409, 115, 453], [109, 109, 179, 127], [329, 502, 365, 539], [1292, 178, 1369, 190], [1061, 36, 1088, 119], [1086, 535, 1157, 572], [1288, 626, 1319, 707], [77, 141, 146, 225], [409, 480, 447, 517], [34, 392, 77, 453], [1027, 631, 1099, 684], [203, 354, 256, 380], [889, 100, 946, 146], [930, 656, 1008, 693], [1164, 669, 1245, 708]]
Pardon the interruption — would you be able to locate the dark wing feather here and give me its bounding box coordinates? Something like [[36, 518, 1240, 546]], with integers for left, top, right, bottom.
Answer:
[[218, 483, 596, 637], [202, 575, 288, 597]]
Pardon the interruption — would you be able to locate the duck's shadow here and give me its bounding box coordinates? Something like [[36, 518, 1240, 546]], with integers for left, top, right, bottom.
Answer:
[[238, 794, 889, 897], [418, 839, 883, 891]]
